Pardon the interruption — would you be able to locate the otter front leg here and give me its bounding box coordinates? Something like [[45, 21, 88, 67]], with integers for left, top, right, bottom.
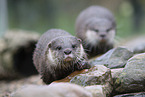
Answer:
[[41, 69, 57, 84], [81, 60, 91, 69], [41, 72, 54, 84], [75, 59, 91, 70]]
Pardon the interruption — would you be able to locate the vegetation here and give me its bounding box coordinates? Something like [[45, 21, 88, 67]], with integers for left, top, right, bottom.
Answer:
[[2, 0, 145, 38]]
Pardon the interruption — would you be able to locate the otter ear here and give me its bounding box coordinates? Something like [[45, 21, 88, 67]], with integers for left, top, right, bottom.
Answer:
[[77, 38, 82, 44], [48, 42, 51, 48]]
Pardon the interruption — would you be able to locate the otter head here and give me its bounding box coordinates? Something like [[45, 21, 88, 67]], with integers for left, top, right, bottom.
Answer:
[[47, 36, 85, 67], [85, 18, 116, 46]]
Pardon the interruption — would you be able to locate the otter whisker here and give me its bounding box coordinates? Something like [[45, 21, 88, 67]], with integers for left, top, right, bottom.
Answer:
[[33, 29, 88, 84]]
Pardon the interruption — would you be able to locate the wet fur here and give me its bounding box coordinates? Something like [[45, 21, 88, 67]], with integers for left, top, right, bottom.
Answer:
[[33, 29, 90, 84]]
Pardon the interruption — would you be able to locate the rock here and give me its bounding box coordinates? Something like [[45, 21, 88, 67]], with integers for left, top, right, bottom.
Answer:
[[90, 47, 133, 69], [123, 35, 145, 54], [85, 85, 105, 97], [70, 65, 112, 86], [114, 92, 145, 97], [0, 30, 40, 79], [85, 83, 112, 97], [0, 38, 6, 52], [70, 65, 113, 96], [0, 75, 43, 96], [114, 53, 145, 94], [111, 68, 124, 83], [11, 83, 93, 97]]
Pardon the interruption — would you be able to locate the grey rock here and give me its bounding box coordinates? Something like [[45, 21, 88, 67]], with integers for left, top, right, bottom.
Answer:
[[70, 65, 112, 86], [85, 83, 113, 97], [11, 83, 93, 97], [0, 30, 40, 79], [115, 53, 145, 93], [111, 68, 124, 83], [0, 75, 43, 96], [85, 85, 106, 97], [70, 65, 113, 96], [114, 92, 145, 97], [90, 47, 133, 69], [123, 36, 145, 54]]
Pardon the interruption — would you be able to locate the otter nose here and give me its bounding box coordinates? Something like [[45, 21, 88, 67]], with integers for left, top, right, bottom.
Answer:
[[100, 34, 105, 38], [64, 50, 72, 55]]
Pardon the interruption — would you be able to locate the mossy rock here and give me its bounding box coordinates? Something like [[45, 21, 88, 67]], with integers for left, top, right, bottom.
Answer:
[[0, 30, 40, 79]]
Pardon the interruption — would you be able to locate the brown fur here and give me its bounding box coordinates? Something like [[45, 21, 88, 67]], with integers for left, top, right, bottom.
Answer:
[[75, 6, 116, 58], [33, 29, 90, 84]]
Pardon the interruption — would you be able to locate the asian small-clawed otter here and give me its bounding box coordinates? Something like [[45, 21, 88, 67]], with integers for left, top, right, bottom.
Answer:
[[33, 29, 90, 84], [75, 5, 116, 58]]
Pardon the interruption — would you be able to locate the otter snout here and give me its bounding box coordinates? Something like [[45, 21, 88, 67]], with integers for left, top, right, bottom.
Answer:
[[99, 32, 106, 38], [63, 49, 74, 62], [64, 49, 72, 55], [99, 32, 107, 42], [100, 34, 106, 38]]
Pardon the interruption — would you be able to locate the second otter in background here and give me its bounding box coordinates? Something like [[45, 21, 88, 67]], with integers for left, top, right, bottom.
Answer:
[[75, 5, 116, 58]]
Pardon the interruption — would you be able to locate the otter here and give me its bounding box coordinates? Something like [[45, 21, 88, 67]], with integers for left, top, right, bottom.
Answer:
[[75, 5, 116, 58], [33, 29, 90, 84]]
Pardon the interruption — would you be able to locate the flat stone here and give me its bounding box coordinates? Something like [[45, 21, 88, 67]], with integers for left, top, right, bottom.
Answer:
[[114, 53, 145, 93], [70, 65, 113, 96], [85, 85, 105, 97], [114, 92, 145, 97], [90, 47, 133, 69], [11, 83, 93, 97]]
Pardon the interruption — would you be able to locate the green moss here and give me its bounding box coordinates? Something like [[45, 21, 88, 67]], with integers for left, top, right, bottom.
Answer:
[[120, 72, 127, 76], [115, 78, 120, 84]]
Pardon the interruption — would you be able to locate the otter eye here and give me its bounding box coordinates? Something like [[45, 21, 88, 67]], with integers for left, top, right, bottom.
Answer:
[[94, 29, 99, 33], [56, 46, 62, 50], [106, 28, 111, 32], [72, 44, 77, 49]]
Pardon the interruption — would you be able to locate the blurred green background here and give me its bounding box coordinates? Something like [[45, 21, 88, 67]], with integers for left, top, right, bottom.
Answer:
[[1, 0, 145, 38]]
